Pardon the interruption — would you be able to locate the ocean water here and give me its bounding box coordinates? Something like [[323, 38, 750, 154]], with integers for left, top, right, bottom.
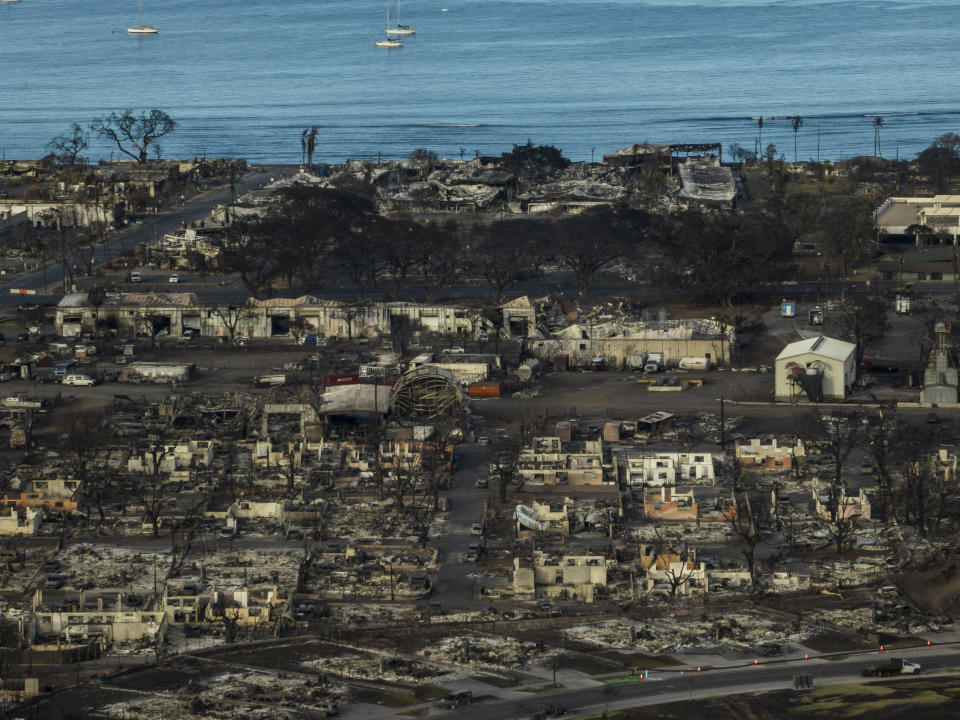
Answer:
[[1, 0, 959, 164]]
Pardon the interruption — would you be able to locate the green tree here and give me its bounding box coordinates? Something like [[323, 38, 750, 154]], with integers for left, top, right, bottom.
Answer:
[[500, 141, 570, 182], [917, 133, 960, 193], [90, 109, 176, 163], [307, 126, 319, 168]]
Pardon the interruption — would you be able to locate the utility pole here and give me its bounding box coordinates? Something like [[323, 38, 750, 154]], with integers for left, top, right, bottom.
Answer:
[[719, 395, 726, 452]]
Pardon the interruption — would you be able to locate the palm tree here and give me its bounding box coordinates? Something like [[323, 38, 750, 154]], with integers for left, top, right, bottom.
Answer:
[[873, 116, 884, 157], [758, 116, 764, 157], [307, 127, 318, 168], [791, 116, 804, 162]]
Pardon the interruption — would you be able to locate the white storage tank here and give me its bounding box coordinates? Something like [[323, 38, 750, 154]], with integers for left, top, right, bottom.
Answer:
[[517, 358, 541, 382], [628, 351, 648, 370], [678, 357, 712, 371]]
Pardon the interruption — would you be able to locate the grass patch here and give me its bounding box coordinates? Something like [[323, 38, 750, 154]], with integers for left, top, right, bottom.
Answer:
[[351, 687, 420, 708], [848, 689, 949, 714], [554, 654, 622, 676], [589, 675, 960, 719], [472, 672, 521, 689], [526, 683, 565, 693], [811, 683, 895, 699], [598, 650, 683, 668], [413, 684, 449, 701]]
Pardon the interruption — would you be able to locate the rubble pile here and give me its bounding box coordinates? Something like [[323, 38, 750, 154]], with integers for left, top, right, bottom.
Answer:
[[180, 548, 302, 588], [562, 613, 812, 656], [420, 633, 543, 669], [54, 544, 169, 589], [807, 606, 949, 636], [303, 651, 454, 682]]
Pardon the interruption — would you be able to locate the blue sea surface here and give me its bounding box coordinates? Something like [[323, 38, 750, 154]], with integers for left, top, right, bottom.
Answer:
[[0, 0, 958, 163]]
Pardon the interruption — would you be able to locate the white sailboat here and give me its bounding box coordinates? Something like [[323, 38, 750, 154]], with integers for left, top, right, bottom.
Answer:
[[127, 0, 158, 34], [386, 0, 415, 36], [376, 8, 403, 47]]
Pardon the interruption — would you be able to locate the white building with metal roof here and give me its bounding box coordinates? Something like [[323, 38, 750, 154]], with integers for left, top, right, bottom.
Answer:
[[775, 335, 856, 402]]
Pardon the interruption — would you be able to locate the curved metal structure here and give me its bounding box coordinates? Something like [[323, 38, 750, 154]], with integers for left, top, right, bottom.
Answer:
[[389, 365, 466, 420]]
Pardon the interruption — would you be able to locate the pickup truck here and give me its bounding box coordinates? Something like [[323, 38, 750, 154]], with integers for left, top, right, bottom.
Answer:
[[862, 658, 921, 677]]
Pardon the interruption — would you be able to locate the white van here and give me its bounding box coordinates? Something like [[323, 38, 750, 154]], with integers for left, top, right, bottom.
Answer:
[[63, 374, 95, 387]]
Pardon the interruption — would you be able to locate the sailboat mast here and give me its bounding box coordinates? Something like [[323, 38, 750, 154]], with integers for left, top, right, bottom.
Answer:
[[138, 0, 143, 25]]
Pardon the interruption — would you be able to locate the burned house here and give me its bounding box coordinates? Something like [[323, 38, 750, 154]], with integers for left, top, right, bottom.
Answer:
[[527, 318, 734, 369], [55, 292, 483, 342], [513, 552, 608, 602], [735, 437, 805, 471], [620, 450, 715, 487], [517, 436, 607, 487]]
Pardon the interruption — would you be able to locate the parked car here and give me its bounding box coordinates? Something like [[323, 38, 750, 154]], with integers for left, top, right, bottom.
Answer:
[[168, 273, 180, 283], [477, 434, 490, 445], [62, 374, 96, 387], [470, 523, 483, 535], [474, 478, 489, 489]]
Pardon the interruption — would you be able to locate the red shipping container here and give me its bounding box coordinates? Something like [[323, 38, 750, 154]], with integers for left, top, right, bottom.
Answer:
[[323, 372, 360, 387], [468, 382, 502, 398]]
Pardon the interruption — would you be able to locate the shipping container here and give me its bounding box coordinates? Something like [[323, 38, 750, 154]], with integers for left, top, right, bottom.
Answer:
[[603, 421, 622, 442], [322, 372, 360, 387], [468, 382, 502, 398]]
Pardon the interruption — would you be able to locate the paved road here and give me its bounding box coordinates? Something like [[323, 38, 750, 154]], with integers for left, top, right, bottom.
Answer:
[[2, 165, 297, 295], [426, 443, 490, 612], [429, 647, 960, 719]]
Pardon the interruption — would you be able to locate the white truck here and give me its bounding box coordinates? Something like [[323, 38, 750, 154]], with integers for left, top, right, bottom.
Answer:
[[628, 351, 648, 371], [862, 658, 922, 676], [644, 352, 664, 373]]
